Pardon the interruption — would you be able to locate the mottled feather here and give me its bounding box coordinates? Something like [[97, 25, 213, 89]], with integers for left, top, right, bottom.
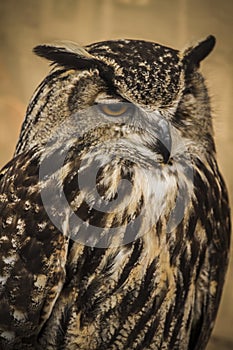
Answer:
[[0, 36, 231, 350]]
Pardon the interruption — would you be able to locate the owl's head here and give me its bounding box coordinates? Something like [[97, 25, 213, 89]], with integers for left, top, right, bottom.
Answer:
[[14, 36, 216, 247], [16, 35, 216, 156]]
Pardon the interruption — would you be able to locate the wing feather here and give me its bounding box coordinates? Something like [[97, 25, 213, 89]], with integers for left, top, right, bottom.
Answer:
[[0, 150, 69, 348]]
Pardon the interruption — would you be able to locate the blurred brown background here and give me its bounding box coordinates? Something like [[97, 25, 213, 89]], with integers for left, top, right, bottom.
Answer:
[[0, 1, 232, 348]]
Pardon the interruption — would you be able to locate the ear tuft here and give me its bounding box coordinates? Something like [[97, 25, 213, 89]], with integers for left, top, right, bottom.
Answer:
[[33, 43, 99, 70], [183, 35, 216, 70]]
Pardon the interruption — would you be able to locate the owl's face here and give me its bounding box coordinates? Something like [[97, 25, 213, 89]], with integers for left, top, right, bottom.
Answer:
[[14, 36, 216, 247], [17, 36, 216, 155]]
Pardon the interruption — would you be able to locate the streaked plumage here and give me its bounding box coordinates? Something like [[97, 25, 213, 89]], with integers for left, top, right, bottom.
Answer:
[[0, 35, 231, 350]]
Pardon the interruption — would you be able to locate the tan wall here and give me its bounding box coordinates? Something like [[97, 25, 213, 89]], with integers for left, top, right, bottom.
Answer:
[[0, 1, 232, 348]]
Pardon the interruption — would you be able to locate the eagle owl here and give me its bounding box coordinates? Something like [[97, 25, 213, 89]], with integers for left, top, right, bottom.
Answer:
[[0, 35, 231, 350]]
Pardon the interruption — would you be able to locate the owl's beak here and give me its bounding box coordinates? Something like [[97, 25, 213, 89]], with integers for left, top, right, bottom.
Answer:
[[140, 113, 172, 164], [154, 118, 171, 164]]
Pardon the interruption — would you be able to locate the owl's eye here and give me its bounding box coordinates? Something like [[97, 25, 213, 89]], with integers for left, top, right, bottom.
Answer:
[[98, 103, 131, 117]]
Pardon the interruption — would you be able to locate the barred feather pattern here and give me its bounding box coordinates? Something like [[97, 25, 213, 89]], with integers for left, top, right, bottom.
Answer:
[[0, 36, 231, 350]]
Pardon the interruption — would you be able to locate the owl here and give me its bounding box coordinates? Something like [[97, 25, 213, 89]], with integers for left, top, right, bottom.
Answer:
[[0, 35, 231, 350]]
